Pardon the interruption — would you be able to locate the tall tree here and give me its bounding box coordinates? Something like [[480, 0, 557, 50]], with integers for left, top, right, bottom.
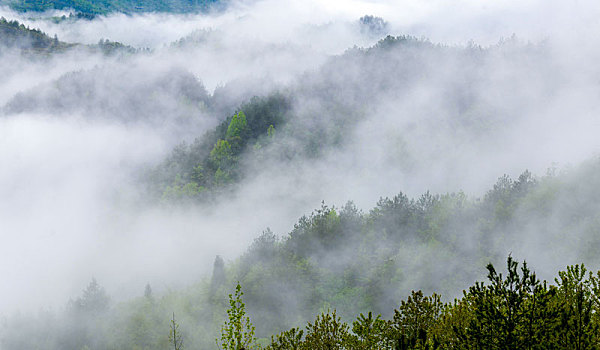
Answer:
[[217, 282, 258, 350]]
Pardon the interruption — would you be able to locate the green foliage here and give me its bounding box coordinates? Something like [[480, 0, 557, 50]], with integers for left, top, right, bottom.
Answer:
[[350, 312, 388, 349], [454, 256, 556, 350], [388, 291, 443, 349], [266, 328, 303, 350], [161, 173, 205, 201], [169, 313, 184, 350], [226, 111, 249, 149], [218, 282, 258, 350], [152, 93, 291, 201], [95, 38, 137, 55], [555, 265, 599, 349], [10, 163, 600, 349], [288, 202, 344, 257], [0, 17, 145, 57], [210, 139, 233, 166], [262, 257, 600, 350], [303, 310, 353, 350], [8, 0, 220, 16], [214, 167, 232, 187], [191, 165, 205, 184], [0, 17, 72, 52]]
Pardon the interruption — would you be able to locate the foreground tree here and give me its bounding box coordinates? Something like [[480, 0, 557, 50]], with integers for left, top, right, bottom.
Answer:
[[555, 265, 598, 349], [302, 309, 354, 350], [455, 256, 556, 349], [169, 312, 184, 350], [217, 282, 258, 350], [388, 291, 443, 349]]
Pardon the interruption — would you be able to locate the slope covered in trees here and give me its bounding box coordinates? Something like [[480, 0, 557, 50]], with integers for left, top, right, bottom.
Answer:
[[1, 4, 599, 349], [0, 17, 141, 55], [2, 0, 221, 16], [148, 34, 554, 205], [149, 93, 291, 201], [3, 159, 600, 349], [0, 16, 73, 52]]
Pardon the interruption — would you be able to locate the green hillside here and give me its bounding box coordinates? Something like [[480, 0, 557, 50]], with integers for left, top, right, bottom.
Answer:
[[4, 0, 221, 16], [0, 17, 143, 56], [4, 159, 600, 349], [0, 16, 73, 52]]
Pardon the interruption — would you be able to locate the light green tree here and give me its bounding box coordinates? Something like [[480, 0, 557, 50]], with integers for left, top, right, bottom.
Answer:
[[217, 282, 258, 350], [169, 312, 184, 350], [210, 139, 233, 167], [226, 111, 248, 140]]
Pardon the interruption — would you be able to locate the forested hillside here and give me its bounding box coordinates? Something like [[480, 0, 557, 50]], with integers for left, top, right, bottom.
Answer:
[[0, 17, 142, 56], [1, 1, 599, 349], [0, 16, 72, 51], [147, 35, 553, 204], [3, 158, 600, 349], [2, 0, 221, 16]]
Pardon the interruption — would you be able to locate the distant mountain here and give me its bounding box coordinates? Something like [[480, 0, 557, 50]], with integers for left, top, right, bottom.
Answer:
[[3, 0, 222, 16]]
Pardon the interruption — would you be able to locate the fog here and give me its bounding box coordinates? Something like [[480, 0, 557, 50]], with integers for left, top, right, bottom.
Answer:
[[1, 0, 600, 332]]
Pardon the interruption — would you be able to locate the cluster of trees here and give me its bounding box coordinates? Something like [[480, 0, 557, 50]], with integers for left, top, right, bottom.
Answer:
[[151, 35, 436, 201], [4, 160, 600, 349], [152, 33, 549, 207], [151, 93, 291, 201], [7, 257, 600, 349], [157, 160, 600, 346], [94, 38, 139, 55], [358, 15, 388, 37], [3, 27, 599, 348], [5, 0, 221, 16], [216, 257, 600, 350]]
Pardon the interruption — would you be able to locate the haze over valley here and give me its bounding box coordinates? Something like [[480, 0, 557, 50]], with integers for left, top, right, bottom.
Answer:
[[2, 0, 600, 349]]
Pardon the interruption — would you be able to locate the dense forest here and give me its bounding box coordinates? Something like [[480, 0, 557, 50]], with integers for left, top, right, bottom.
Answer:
[[3, 156, 600, 348], [1, 0, 221, 16], [1, 1, 599, 349]]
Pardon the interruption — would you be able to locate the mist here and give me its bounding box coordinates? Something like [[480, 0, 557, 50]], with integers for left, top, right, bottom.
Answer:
[[1, 0, 600, 345]]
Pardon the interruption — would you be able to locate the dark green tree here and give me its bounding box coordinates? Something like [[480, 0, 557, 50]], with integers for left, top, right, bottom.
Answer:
[[555, 265, 598, 349], [350, 312, 389, 349], [459, 256, 550, 350], [302, 310, 354, 350], [388, 291, 442, 350], [267, 328, 304, 350]]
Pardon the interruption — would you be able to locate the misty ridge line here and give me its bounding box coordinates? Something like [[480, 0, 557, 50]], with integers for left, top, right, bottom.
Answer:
[[2, 17, 598, 295], [0, 0, 224, 17], [138, 34, 550, 205], [0, 27, 595, 255], [0, 15, 147, 55], [2, 0, 600, 347], [0, 9, 387, 53]]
